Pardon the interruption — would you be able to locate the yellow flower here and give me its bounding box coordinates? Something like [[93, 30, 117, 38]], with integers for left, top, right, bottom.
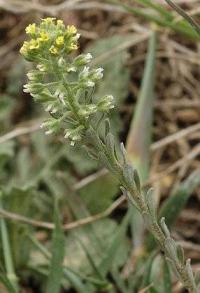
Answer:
[[39, 32, 50, 42], [49, 46, 58, 55], [29, 39, 40, 50], [20, 41, 29, 55], [56, 36, 64, 46], [57, 20, 64, 27], [67, 25, 77, 35], [42, 17, 56, 25], [68, 42, 78, 51], [25, 23, 36, 35]]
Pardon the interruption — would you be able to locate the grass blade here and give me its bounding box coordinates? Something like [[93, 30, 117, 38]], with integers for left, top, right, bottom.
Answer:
[[146, 169, 200, 250], [98, 211, 130, 277], [159, 169, 200, 227], [46, 201, 65, 293], [107, 0, 200, 40], [126, 31, 156, 180], [0, 192, 18, 292], [164, 0, 200, 36], [126, 31, 156, 249]]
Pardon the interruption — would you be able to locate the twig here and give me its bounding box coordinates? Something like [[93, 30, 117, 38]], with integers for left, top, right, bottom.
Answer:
[[151, 122, 200, 151], [0, 195, 126, 231], [0, 120, 42, 144], [148, 143, 200, 185]]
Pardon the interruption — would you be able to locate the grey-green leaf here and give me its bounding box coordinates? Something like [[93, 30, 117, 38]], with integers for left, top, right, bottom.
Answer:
[[46, 202, 65, 293]]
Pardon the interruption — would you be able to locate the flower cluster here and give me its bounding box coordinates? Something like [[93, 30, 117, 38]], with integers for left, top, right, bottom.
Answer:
[[21, 18, 114, 146], [20, 18, 79, 61]]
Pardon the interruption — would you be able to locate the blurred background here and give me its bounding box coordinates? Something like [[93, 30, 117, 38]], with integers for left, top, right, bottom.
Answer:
[[0, 0, 200, 292]]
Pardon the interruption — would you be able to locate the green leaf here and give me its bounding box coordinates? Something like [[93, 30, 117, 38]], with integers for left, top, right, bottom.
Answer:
[[0, 141, 15, 169], [0, 193, 18, 292], [146, 169, 200, 251], [126, 31, 156, 250], [46, 202, 65, 293], [64, 218, 129, 277], [159, 169, 200, 227], [163, 258, 172, 293], [98, 211, 130, 277], [78, 171, 119, 214], [2, 186, 33, 267], [29, 235, 90, 293], [0, 273, 17, 293], [126, 31, 156, 180]]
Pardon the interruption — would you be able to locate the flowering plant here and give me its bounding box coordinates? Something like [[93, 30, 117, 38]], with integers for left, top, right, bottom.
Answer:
[[21, 18, 198, 293], [21, 18, 114, 146]]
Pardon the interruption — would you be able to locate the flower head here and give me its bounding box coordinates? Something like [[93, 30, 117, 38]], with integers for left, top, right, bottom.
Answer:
[[26, 23, 36, 35], [56, 36, 64, 46], [20, 18, 79, 61], [20, 18, 115, 144]]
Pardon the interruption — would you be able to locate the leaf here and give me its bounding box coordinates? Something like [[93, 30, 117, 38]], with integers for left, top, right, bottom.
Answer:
[[0, 141, 15, 169], [141, 252, 156, 288], [163, 258, 172, 293], [0, 193, 18, 292], [46, 202, 65, 293], [78, 171, 119, 214], [125, 31, 157, 249], [110, 0, 200, 40], [159, 169, 200, 227], [126, 31, 156, 180], [64, 218, 130, 276], [2, 186, 33, 267], [0, 273, 17, 293], [146, 169, 200, 251], [29, 235, 90, 293], [98, 211, 130, 277]]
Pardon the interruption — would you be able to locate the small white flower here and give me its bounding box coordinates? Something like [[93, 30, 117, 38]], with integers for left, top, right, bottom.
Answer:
[[70, 141, 75, 146], [37, 64, 46, 72], [67, 66, 76, 72], [84, 53, 92, 63], [58, 57, 65, 67], [51, 108, 58, 114], [64, 130, 72, 138], [80, 66, 90, 79], [73, 33, 80, 41], [45, 129, 53, 135], [27, 72, 35, 80], [86, 80, 95, 87], [59, 93, 66, 105], [45, 104, 53, 112]]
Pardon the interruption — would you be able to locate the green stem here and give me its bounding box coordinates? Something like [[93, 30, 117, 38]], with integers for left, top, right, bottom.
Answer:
[[85, 128, 197, 293]]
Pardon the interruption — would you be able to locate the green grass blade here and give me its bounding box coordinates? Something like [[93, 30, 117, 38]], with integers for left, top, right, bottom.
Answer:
[[0, 274, 17, 293], [126, 31, 156, 249], [98, 211, 130, 277], [126, 31, 156, 180], [146, 169, 200, 250], [45, 201, 65, 293], [159, 169, 200, 227], [164, 0, 200, 36], [0, 192, 18, 292], [107, 0, 200, 40], [131, 0, 173, 19], [29, 234, 91, 293]]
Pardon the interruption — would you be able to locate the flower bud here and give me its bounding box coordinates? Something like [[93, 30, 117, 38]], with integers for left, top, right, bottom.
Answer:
[[74, 53, 93, 66], [97, 95, 114, 112]]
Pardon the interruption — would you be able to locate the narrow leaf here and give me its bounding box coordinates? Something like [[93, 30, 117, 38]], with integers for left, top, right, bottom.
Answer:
[[46, 202, 65, 293]]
